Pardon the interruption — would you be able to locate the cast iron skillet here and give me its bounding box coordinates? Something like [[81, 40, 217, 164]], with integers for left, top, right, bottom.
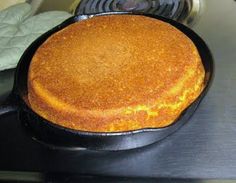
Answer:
[[0, 12, 214, 151]]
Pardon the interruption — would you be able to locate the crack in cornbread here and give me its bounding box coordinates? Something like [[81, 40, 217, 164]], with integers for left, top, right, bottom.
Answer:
[[28, 15, 205, 132]]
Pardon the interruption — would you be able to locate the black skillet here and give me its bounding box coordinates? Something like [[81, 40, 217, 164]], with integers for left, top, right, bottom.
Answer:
[[0, 12, 214, 151]]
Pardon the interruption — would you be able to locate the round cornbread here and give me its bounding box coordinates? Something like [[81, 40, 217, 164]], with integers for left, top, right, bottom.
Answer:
[[28, 15, 205, 132]]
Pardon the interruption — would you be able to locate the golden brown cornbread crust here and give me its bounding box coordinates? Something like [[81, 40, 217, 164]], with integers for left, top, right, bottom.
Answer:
[[28, 15, 205, 132]]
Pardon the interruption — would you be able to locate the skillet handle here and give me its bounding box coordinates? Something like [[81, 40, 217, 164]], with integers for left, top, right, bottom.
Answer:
[[0, 93, 18, 116]]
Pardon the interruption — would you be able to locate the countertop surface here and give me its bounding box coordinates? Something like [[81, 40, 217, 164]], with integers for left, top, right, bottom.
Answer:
[[0, 0, 236, 181]]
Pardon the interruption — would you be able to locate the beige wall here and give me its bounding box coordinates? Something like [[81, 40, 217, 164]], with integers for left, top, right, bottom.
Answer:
[[0, 0, 82, 14], [0, 0, 25, 10], [38, 0, 81, 13]]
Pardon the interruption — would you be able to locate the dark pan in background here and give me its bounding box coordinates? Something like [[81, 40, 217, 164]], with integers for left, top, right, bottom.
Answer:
[[0, 12, 214, 151]]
